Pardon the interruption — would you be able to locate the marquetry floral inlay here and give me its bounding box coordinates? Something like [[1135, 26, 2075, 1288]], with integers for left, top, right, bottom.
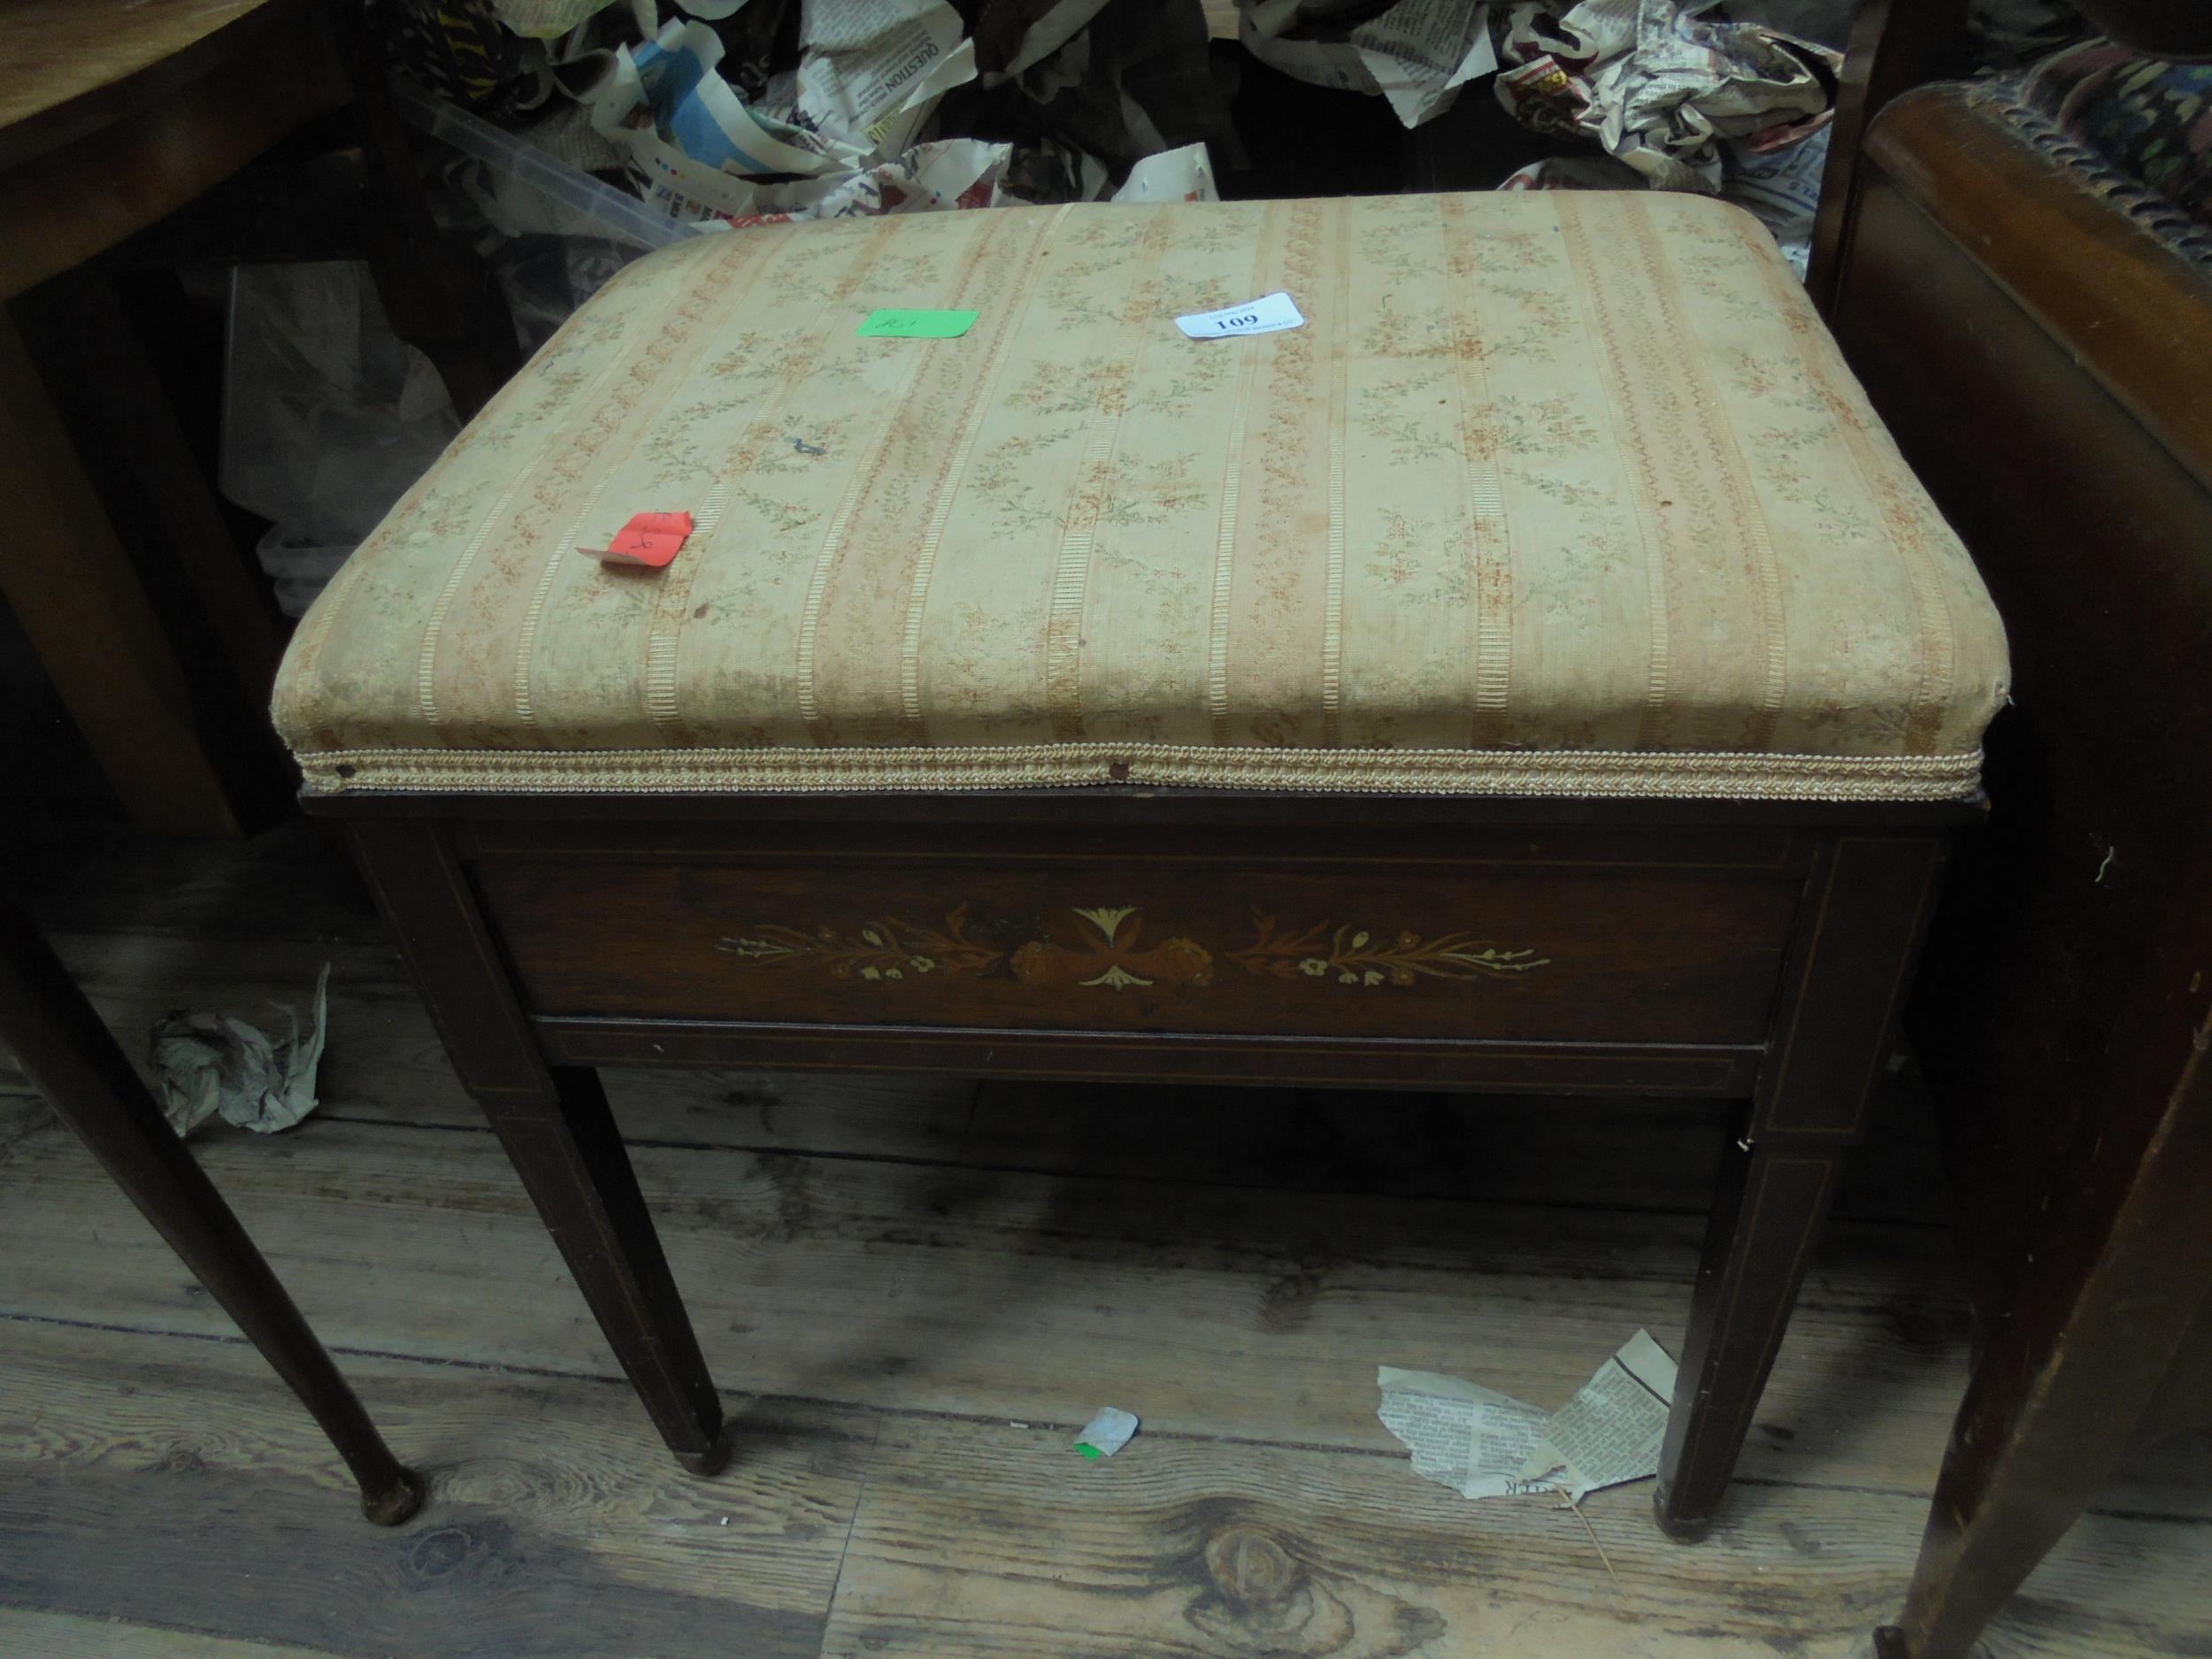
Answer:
[[1010, 904, 1211, 992], [717, 905, 1548, 992], [714, 904, 1002, 982], [1229, 912, 1551, 987]]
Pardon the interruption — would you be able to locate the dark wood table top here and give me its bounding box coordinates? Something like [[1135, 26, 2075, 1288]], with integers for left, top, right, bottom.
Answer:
[[0, 0, 347, 300]]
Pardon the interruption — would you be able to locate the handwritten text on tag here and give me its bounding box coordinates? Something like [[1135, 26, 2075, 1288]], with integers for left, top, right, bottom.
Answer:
[[582, 511, 694, 569], [1174, 292, 1305, 340], [857, 308, 978, 339]]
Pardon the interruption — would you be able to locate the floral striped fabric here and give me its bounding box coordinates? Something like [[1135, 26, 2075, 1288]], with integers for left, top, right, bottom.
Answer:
[[273, 191, 2008, 800]]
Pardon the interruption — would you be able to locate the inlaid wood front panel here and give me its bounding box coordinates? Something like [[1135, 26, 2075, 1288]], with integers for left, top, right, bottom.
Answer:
[[472, 853, 1802, 1046]]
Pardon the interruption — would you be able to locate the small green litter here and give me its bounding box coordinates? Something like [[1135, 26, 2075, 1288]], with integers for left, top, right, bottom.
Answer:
[[1073, 1406, 1139, 1459]]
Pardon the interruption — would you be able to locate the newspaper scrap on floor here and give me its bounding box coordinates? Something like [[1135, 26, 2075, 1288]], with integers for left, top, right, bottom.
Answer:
[[150, 964, 334, 1138], [1378, 1367, 1551, 1499], [1239, 0, 1498, 128], [1379, 1330, 1679, 1503], [1519, 1328, 1679, 1500], [1492, 0, 1839, 193], [1074, 1406, 1140, 1458]]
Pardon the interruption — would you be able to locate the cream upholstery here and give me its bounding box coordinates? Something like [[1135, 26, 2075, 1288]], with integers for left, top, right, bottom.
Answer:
[[273, 191, 2008, 800]]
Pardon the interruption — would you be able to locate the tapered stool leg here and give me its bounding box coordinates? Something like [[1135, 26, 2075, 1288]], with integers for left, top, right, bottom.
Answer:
[[1657, 834, 1947, 1537], [345, 822, 730, 1475], [0, 906, 425, 1525]]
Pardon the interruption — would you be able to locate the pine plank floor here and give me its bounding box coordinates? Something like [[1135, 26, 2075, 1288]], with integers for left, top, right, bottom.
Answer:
[[1, 825, 2206, 1658]]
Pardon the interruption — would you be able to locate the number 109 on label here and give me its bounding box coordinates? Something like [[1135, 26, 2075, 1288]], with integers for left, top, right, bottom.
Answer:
[[1175, 291, 1306, 340]]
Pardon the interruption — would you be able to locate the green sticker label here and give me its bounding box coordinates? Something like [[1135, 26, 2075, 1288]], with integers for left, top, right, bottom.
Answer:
[[856, 308, 979, 339]]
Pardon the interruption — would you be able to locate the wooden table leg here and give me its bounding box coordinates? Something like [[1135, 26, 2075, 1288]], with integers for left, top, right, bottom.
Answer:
[[0, 305, 242, 835], [27, 274, 285, 697], [0, 906, 424, 1524], [347, 821, 731, 1474], [1657, 834, 1946, 1537], [1876, 989, 2212, 1655]]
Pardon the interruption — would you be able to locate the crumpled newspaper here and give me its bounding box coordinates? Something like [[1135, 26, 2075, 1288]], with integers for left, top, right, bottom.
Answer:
[[150, 965, 332, 1137], [716, 136, 1014, 226], [580, 0, 1220, 225], [1494, 0, 1839, 193], [586, 1, 981, 222], [1500, 121, 1833, 275], [1240, 0, 1500, 128]]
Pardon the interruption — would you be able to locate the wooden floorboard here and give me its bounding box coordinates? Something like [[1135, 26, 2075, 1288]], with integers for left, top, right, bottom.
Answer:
[[0, 1109, 1980, 1494], [0, 1321, 872, 1659], [823, 1416, 2210, 1659], [2, 825, 2207, 1656], [0, 1610, 335, 1659]]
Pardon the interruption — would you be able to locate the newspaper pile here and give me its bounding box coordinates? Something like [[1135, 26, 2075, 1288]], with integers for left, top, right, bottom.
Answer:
[[388, 0, 1863, 254], [1491, 1, 1839, 193], [586, 1, 996, 222], [1228, 1, 1846, 266], [387, 0, 1223, 236], [1482, 2, 1844, 270]]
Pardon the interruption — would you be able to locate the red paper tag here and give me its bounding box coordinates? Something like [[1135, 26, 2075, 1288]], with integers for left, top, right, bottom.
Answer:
[[584, 511, 694, 568]]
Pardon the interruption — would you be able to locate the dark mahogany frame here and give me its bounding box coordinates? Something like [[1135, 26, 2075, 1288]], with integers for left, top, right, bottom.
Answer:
[[319, 786, 1972, 1537]]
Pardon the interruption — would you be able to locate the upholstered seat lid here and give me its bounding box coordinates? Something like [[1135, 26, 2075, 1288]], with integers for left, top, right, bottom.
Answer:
[[273, 191, 2008, 800]]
